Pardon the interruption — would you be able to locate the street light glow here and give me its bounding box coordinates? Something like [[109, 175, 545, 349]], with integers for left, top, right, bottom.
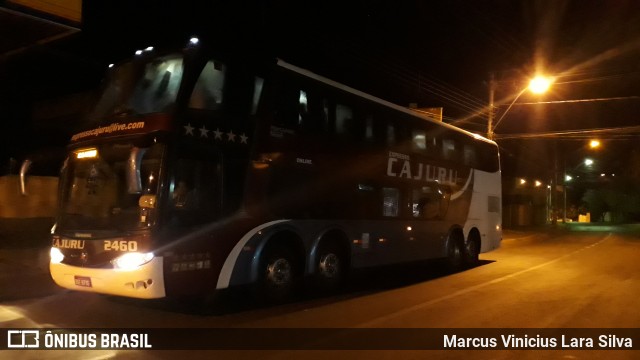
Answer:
[[528, 76, 552, 94], [487, 73, 554, 139], [590, 140, 601, 148], [584, 158, 594, 166]]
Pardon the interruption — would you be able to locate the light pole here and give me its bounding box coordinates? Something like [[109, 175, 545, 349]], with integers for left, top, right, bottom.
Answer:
[[562, 142, 600, 223], [487, 74, 553, 139]]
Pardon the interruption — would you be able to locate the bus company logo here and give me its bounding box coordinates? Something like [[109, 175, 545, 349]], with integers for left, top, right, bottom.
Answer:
[[386, 151, 463, 187], [71, 122, 146, 141], [52, 238, 86, 250], [7, 330, 39, 348]]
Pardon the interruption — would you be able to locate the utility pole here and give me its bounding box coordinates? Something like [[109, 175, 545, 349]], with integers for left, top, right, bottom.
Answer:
[[487, 72, 496, 140]]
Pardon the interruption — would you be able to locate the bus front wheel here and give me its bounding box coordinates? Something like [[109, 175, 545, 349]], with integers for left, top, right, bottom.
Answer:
[[445, 236, 463, 272]]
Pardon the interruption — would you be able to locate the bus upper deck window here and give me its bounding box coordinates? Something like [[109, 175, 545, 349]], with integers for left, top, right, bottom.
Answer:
[[412, 131, 426, 151], [251, 77, 264, 115], [335, 104, 353, 135], [189, 60, 226, 110]]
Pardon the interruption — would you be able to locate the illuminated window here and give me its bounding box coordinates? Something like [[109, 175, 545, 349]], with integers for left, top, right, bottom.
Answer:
[[298, 90, 308, 124], [412, 130, 426, 150]]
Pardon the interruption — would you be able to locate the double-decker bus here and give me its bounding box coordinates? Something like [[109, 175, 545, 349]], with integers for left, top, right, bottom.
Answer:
[[45, 38, 501, 303]]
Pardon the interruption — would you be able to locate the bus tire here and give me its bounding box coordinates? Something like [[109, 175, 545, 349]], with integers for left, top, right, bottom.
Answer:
[[463, 235, 480, 268], [257, 244, 299, 303], [445, 234, 464, 272], [314, 240, 347, 293]]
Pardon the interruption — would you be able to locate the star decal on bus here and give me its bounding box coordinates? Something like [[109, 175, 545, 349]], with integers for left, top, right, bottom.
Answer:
[[184, 123, 195, 136], [227, 130, 236, 142], [199, 125, 209, 138], [183, 124, 248, 144]]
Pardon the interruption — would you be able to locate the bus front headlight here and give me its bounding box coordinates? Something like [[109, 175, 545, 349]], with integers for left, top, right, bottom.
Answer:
[[50, 247, 64, 264], [112, 252, 154, 270]]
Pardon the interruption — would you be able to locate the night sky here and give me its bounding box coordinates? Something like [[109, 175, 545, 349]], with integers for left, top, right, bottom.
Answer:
[[3, 0, 640, 179]]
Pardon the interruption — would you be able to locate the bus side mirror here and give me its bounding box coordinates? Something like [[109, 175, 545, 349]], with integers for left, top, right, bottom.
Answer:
[[127, 147, 148, 194], [19, 159, 32, 195]]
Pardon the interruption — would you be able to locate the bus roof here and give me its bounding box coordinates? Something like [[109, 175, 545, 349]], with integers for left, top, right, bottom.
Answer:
[[276, 59, 496, 146]]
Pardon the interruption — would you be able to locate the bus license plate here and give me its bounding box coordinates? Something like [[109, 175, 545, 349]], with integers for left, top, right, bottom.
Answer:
[[74, 276, 92, 288]]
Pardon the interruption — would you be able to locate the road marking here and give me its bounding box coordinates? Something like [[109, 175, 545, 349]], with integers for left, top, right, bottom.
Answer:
[[354, 234, 610, 328]]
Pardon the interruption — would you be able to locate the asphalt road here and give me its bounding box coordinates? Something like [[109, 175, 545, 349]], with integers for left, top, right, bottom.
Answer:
[[1, 225, 639, 359]]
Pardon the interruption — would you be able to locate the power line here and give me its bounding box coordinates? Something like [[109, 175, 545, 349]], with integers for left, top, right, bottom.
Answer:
[[511, 96, 640, 106], [495, 125, 640, 140]]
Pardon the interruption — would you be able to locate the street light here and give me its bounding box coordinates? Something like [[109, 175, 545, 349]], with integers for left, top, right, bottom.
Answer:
[[528, 76, 553, 94], [487, 73, 553, 139], [589, 140, 600, 149], [563, 152, 598, 223]]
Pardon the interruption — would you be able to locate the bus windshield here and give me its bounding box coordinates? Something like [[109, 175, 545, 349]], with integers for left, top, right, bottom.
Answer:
[[92, 54, 184, 119], [58, 142, 165, 232]]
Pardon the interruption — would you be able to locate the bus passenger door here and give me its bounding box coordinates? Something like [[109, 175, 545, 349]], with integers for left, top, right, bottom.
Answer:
[[408, 184, 451, 261]]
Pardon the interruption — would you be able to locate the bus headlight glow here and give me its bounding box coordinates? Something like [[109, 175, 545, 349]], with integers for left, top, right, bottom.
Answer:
[[112, 252, 154, 270], [50, 247, 64, 264]]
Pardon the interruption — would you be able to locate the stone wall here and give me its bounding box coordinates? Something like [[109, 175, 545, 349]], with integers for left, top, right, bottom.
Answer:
[[0, 176, 58, 218]]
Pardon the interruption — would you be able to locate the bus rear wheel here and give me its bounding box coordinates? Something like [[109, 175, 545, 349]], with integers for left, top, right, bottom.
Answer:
[[314, 241, 347, 293], [463, 238, 480, 267], [258, 245, 299, 303]]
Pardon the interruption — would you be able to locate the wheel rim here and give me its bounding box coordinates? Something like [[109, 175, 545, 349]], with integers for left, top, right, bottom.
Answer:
[[266, 258, 292, 287], [319, 253, 340, 279], [449, 241, 462, 265]]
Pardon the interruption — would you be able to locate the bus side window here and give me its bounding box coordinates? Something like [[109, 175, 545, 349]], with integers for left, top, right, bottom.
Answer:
[[356, 183, 378, 219], [335, 103, 353, 136], [364, 116, 374, 142], [412, 130, 426, 152], [274, 79, 300, 130], [188, 60, 225, 110], [476, 142, 500, 172], [299, 90, 328, 134], [443, 138, 461, 162], [412, 185, 450, 220], [463, 143, 477, 168], [386, 123, 396, 146], [169, 157, 220, 226], [382, 187, 400, 217], [251, 77, 264, 115]]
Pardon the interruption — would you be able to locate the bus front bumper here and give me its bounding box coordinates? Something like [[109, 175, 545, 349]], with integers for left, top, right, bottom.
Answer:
[[50, 256, 166, 299]]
